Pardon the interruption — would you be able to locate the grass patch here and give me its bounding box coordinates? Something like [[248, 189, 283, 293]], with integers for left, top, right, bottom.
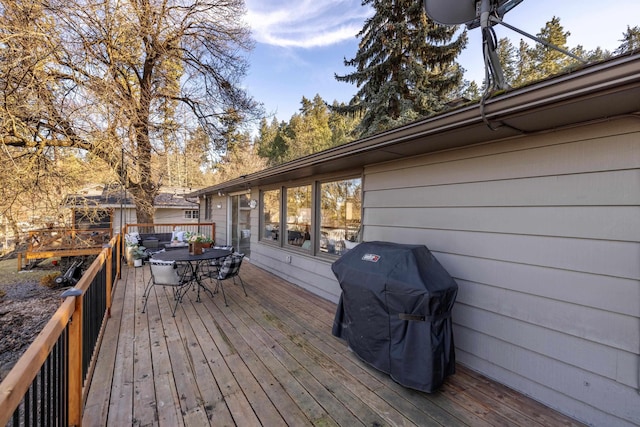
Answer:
[[0, 258, 56, 287]]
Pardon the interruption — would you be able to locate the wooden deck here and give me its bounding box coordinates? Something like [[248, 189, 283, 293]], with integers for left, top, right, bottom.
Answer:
[[83, 261, 584, 426]]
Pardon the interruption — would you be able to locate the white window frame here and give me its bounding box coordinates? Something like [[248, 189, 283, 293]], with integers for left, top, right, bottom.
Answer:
[[184, 210, 199, 219]]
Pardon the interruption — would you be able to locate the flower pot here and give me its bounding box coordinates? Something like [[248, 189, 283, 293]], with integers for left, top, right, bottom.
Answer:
[[126, 246, 136, 266], [134, 258, 143, 268], [189, 242, 203, 255]]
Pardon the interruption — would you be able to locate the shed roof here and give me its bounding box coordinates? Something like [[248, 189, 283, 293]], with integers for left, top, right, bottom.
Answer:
[[190, 52, 640, 197]]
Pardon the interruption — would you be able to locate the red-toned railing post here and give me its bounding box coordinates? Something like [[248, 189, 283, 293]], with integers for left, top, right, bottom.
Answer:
[[105, 244, 113, 318], [68, 294, 83, 426]]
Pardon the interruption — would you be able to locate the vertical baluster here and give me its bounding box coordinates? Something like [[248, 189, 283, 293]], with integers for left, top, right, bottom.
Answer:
[[24, 387, 31, 426]]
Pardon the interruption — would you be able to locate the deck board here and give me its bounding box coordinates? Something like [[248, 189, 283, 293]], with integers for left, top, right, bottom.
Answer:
[[107, 265, 136, 426], [143, 270, 185, 427], [133, 267, 156, 426], [84, 261, 584, 426]]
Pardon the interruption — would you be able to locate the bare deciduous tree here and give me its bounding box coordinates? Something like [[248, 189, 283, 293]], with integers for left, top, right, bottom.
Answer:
[[0, 0, 260, 223]]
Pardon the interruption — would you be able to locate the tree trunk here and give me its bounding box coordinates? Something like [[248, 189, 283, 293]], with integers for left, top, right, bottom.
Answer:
[[130, 50, 157, 228]]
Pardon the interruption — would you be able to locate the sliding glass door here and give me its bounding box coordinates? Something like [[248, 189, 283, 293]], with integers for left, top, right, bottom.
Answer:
[[230, 193, 251, 257]]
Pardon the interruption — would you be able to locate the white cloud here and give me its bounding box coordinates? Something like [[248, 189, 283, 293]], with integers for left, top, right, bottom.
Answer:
[[244, 0, 373, 48]]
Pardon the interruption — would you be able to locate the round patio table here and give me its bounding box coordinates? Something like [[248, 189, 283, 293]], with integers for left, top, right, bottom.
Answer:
[[151, 248, 231, 301]]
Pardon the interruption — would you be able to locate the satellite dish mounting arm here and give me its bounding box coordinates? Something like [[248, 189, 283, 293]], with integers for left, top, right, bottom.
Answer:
[[490, 17, 587, 64], [480, 0, 507, 90], [423, 0, 586, 93], [478, 0, 585, 91]]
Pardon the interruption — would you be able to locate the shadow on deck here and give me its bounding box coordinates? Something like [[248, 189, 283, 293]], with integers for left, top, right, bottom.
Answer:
[[83, 261, 583, 426]]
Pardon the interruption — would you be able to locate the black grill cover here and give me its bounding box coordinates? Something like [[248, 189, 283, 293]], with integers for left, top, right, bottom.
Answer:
[[332, 241, 458, 392]]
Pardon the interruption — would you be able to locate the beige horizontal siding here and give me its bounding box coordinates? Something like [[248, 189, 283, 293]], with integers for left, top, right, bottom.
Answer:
[[365, 117, 640, 182], [364, 206, 640, 241], [362, 118, 640, 426], [454, 328, 638, 426], [209, 196, 228, 245], [453, 304, 637, 388], [365, 169, 640, 207], [250, 244, 340, 303], [363, 227, 640, 280], [446, 252, 638, 317], [454, 276, 637, 353]]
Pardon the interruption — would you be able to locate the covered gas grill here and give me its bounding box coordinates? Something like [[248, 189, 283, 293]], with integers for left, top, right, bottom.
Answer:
[[332, 241, 458, 392]]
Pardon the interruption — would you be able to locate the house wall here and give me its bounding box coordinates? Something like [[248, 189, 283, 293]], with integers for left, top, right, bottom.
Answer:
[[248, 117, 640, 426], [112, 208, 137, 234], [250, 242, 340, 302], [361, 117, 640, 427], [205, 195, 229, 246], [112, 208, 199, 233], [154, 209, 198, 224]]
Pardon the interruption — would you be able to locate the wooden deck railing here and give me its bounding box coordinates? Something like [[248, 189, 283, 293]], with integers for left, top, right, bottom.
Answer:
[[0, 222, 215, 425], [122, 222, 215, 255], [28, 228, 112, 253], [123, 222, 215, 239], [0, 234, 121, 426], [18, 227, 113, 270]]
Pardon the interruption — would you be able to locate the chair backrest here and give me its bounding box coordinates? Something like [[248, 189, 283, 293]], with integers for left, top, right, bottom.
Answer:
[[149, 259, 182, 286], [217, 253, 244, 280], [212, 245, 234, 251], [210, 246, 234, 266]]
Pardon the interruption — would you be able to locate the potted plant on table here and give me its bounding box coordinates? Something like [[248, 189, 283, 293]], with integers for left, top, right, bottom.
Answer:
[[186, 233, 214, 255]]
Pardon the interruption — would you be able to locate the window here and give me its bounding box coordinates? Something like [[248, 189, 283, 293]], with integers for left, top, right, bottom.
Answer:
[[320, 178, 361, 255], [184, 210, 199, 219], [285, 185, 312, 249], [261, 189, 280, 242], [259, 176, 362, 257]]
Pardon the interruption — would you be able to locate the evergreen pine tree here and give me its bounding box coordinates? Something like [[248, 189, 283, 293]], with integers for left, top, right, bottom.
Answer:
[[531, 17, 576, 80], [288, 95, 333, 158], [496, 37, 517, 86], [460, 80, 481, 101], [585, 46, 611, 62], [256, 117, 292, 166], [615, 25, 640, 54], [513, 39, 535, 86], [329, 101, 361, 146], [256, 117, 279, 162], [334, 0, 467, 137]]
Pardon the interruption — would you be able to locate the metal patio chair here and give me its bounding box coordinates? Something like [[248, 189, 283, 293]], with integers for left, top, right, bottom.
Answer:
[[142, 259, 190, 317], [208, 252, 247, 306], [198, 245, 234, 283], [208, 245, 234, 268]]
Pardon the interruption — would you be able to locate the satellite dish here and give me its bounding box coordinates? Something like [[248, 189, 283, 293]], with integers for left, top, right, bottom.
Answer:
[[422, 0, 478, 26], [423, 0, 523, 90], [423, 0, 585, 126], [423, 0, 524, 28]]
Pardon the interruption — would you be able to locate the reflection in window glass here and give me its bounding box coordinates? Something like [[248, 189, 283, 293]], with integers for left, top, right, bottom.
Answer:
[[262, 189, 280, 242], [286, 185, 312, 249], [320, 178, 362, 256]]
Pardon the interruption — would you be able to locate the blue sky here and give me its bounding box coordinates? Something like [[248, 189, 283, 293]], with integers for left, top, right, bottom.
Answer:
[[243, 0, 640, 123]]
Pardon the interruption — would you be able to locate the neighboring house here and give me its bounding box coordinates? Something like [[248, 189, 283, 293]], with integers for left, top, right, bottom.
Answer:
[[66, 184, 200, 233], [190, 52, 640, 426]]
